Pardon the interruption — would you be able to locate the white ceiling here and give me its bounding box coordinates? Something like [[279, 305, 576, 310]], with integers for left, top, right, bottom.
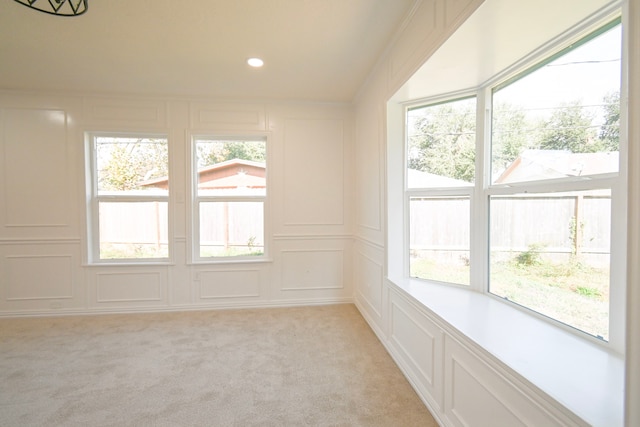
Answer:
[[393, 0, 618, 103], [0, 0, 416, 102]]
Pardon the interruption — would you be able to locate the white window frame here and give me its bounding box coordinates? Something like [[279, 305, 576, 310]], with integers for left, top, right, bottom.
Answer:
[[85, 132, 171, 264], [402, 12, 626, 352], [190, 134, 269, 263]]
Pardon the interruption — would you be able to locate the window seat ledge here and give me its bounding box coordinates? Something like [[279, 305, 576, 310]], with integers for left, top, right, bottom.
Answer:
[[388, 277, 624, 427]]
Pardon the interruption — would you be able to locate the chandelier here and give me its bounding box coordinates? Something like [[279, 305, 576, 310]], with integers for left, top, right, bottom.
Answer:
[[12, 0, 88, 16]]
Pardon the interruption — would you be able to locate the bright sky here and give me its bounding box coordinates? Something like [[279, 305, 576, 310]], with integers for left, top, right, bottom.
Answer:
[[494, 24, 622, 122]]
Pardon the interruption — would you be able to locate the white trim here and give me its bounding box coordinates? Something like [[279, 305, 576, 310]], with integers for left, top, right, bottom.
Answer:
[[0, 298, 355, 319], [625, 0, 640, 424]]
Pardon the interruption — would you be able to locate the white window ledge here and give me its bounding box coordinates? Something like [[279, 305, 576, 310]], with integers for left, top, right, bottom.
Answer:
[[389, 278, 624, 427]]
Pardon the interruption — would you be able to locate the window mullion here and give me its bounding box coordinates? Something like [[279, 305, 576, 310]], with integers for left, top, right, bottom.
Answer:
[[471, 87, 492, 293]]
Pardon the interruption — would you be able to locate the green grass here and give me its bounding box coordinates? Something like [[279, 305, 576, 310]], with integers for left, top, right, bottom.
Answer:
[[410, 258, 470, 285], [411, 254, 609, 340], [200, 246, 264, 258], [100, 243, 168, 259]]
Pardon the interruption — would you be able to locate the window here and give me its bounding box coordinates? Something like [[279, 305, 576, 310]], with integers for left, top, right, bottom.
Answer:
[[405, 19, 623, 342], [488, 20, 621, 340], [86, 134, 169, 262], [192, 136, 267, 260], [406, 97, 476, 285]]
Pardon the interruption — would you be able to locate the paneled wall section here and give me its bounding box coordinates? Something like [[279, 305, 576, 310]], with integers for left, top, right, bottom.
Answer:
[[0, 94, 353, 315]]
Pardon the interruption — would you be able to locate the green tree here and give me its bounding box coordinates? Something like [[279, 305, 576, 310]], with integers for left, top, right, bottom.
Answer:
[[408, 101, 476, 182], [537, 101, 599, 153], [197, 140, 265, 168], [99, 139, 168, 191], [598, 91, 620, 152], [492, 102, 531, 174]]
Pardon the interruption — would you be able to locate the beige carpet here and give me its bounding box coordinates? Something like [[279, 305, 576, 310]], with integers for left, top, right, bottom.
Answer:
[[0, 304, 437, 427]]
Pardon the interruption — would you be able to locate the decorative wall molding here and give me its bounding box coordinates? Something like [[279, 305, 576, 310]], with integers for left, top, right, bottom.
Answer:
[[4, 254, 74, 301], [95, 271, 164, 303], [356, 250, 383, 318], [353, 235, 385, 251], [281, 249, 344, 291], [282, 118, 344, 226], [273, 233, 353, 241], [196, 269, 261, 299], [83, 97, 168, 127], [1, 107, 71, 229], [0, 238, 81, 245], [0, 298, 355, 319], [190, 102, 267, 130]]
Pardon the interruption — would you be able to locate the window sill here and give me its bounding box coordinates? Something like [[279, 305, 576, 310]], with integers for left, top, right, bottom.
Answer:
[[189, 258, 273, 266], [84, 261, 175, 267], [388, 277, 624, 427]]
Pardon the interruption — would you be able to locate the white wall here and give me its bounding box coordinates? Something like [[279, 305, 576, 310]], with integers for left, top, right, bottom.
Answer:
[[0, 93, 354, 314], [353, 0, 482, 353]]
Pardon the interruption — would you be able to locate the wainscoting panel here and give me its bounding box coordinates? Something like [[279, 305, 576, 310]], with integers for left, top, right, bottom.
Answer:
[[190, 102, 266, 130], [91, 270, 167, 308], [443, 335, 565, 427], [0, 107, 70, 228], [389, 292, 444, 411], [197, 269, 261, 300], [0, 241, 84, 312], [5, 255, 73, 301], [281, 249, 344, 291], [355, 250, 383, 318]]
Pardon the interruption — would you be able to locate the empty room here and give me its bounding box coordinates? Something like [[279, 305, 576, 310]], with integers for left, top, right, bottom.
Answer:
[[0, 0, 638, 426]]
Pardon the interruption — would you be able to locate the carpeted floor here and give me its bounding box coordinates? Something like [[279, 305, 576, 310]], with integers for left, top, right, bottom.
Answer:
[[0, 304, 437, 427]]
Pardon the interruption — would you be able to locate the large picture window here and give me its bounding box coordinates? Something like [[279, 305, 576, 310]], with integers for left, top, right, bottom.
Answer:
[[87, 134, 169, 262], [489, 20, 621, 340], [193, 136, 267, 260], [405, 18, 623, 342]]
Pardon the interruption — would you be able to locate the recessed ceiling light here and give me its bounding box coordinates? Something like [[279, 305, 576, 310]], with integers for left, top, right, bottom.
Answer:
[[247, 58, 264, 68]]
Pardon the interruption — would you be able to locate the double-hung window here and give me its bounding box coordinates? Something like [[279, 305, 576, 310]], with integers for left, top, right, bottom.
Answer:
[[192, 136, 267, 260], [407, 96, 476, 286], [86, 134, 170, 262], [405, 18, 623, 343]]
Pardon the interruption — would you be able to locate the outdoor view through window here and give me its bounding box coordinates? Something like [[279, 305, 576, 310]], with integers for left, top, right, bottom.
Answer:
[[94, 136, 169, 260], [490, 21, 621, 340], [407, 97, 476, 286], [194, 138, 266, 258], [406, 20, 621, 340]]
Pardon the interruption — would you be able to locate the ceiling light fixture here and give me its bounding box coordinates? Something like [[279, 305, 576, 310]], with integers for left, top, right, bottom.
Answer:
[[12, 0, 88, 16], [247, 58, 264, 68]]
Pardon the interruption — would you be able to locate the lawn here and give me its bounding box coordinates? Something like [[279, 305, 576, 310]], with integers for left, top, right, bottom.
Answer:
[[411, 254, 609, 340]]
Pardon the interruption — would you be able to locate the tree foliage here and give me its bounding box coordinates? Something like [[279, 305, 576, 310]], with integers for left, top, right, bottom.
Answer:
[[598, 91, 620, 152], [537, 101, 599, 153], [491, 102, 531, 174], [99, 139, 168, 191], [408, 101, 476, 182], [408, 92, 620, 182], [197, 140, 265, 168]]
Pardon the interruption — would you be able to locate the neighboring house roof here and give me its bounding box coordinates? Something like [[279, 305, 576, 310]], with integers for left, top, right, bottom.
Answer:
[[407, 168, 472, 188], [495, 150, 619, 184], [139, 158, 266, 189]]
